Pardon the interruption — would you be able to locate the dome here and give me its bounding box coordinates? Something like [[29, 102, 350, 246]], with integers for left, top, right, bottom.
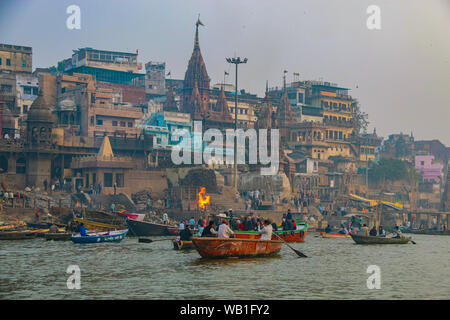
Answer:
[[27, 92, 54, 123], [57, 99, 76, 111]]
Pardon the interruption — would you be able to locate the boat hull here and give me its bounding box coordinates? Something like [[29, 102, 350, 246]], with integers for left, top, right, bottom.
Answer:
[[44, 233, 72, 241], [191, 237, 282, 258], [127, 219, 179, 236], [234, 229, 307, 242], [73, 217, 124, 232], [350, 233, 411, 244], [71, 229, 128, 243], [173, 240, 195, 250], [320, 232, 351, 239], [0, 231, 36, 240]]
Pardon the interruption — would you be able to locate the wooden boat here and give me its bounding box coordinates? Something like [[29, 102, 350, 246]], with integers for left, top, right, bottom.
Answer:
[[320, 232, 351, 239], [127, 219, 179, 236], [234, 229, 307, 242], [405, 229, 450, 236], [73, 217, 123, 232], [71, 229, 128, 244], [191, 237, 282, 259], [350, 233, 411, 244], [44, 233, 72, 241], [173, 239, 195, 250], [0, 231, 37, 240]]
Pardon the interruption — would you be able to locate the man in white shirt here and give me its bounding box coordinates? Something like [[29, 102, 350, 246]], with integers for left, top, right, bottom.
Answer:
[[218, 219, 234, 238], [258, 220, 273, 241]]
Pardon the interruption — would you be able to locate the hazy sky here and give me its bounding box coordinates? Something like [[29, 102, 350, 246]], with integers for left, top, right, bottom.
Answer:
[[1, 0, 448, 144]]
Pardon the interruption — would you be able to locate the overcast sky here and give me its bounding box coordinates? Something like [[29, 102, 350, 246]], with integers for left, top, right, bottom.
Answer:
[[1, 0, 448, 144]]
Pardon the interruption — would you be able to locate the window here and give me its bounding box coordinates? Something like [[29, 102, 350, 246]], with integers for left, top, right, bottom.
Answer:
[[90, 116, 94, 125], [32, 87, 38, 95], [104, 173, 113, 187], [128, 122, 132, 127], [24, 86, 32, 95], [156, 137, 162, 144], [96, 119, 103, 125], [116, 173, 124, 187], [85, 174, 90, 187], [22, 60, 27, 67], [16, 158, 26, 174], [0, 58, 2, 65], [112, 121, 118, 126], [420, 161, 424, 166], [120, 121, 125, 127], [1, 84, 12, 93], [6, 59, 11, 66], [23, 105, 28, 113]]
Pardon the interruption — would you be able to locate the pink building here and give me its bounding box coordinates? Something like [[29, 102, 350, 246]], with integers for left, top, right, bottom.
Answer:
[[415, 155, 444, 183]]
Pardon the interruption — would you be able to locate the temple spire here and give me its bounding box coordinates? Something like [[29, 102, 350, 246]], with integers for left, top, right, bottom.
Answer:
[[194, 15, 204, 50]]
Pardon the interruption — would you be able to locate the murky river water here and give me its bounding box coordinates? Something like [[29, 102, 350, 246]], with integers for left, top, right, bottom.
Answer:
[[0, 233, 448, 299]]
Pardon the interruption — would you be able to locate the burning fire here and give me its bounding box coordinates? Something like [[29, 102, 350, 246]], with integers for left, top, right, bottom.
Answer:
[[198, 187, 210, 210]]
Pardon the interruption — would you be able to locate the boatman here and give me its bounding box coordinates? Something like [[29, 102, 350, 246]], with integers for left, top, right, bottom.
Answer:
[[79, 223, 88, 236], [392, 226, 403, 238], [201, 221, 218, 237], [180, 225, 192, 241], [218, 219, 234, 238], [258, 220, 273, 240]]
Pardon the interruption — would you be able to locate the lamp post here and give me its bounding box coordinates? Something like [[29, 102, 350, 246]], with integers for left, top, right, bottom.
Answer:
[[226, 57, 247, 189]]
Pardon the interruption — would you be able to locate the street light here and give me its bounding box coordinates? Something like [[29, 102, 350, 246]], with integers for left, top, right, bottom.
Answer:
[[226, 57, 247, 189]]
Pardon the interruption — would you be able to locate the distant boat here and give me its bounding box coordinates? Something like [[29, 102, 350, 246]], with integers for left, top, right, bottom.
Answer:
[[71, 229, 128, 244], [127, 219, 179, 236], [173, 239, 195, 250], [320, 232, 351, 239], [0, 231, 36, 240], [405, 229, 450, 236], [191, 237, 282, 259], [73, 217, 124, 232], [350, 233, 411, 244]]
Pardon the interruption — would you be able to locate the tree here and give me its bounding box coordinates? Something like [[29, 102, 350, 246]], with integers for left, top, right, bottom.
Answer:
[[369, 158, 408, 183], [352, 99, 369, 135]]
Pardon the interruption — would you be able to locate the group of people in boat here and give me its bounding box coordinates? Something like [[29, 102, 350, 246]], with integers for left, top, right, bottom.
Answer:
[[179, 218, 275, 241]]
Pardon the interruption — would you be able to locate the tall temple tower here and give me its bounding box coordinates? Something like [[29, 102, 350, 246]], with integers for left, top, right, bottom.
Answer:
[[276, 75, 296, 138], [182, 18, 210, 117]]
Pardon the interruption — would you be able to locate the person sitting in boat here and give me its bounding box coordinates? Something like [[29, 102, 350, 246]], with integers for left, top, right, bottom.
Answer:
[[218, 219, 235, 238], [378, 225, 386, 237], [392, 226, 403, 238], [258, 220, 273, 241], [188, 217, 195, 227], [180, 225, 192, 241], [163, 212, 168, 225], [369, 225, 377, 236], [201, 221, 218, 237], [360, 224, 369, 236], [79, 223, 88, 237], [49, 224, 59, 233], [325, 225, 332, 233], [338, 224, 349, 234], [271, 221, 278, 232]]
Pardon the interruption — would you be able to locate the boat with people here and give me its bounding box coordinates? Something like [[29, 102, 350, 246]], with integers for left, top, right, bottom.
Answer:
[[191, 237, 283, 259], [173, 239, 195, 250], [127, 219, 179, 236], [350, 233, 412, 244], [71, 229, 128, 243], [234, 228, 307, 242], [320, 232, 351, 239]]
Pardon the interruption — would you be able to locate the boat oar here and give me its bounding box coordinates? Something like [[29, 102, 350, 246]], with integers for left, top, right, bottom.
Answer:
[[273, 232, 307, 258], [138, 238, 176, 243]]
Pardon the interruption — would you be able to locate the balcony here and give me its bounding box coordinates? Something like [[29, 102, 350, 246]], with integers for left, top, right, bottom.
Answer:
[[323, 118, 354, 128]]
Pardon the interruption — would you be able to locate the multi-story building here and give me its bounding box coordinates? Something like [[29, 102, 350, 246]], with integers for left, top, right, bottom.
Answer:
[[15, 74, 39, 127], [0, 44, 32, 74], [415, 155, 444, 184], [145, 61, 166, 99], [64, 47, 145, 85], [381, 133, 415, 162]]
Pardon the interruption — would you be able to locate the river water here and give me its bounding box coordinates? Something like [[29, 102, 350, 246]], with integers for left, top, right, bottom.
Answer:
[[0, 233, 448, 299]]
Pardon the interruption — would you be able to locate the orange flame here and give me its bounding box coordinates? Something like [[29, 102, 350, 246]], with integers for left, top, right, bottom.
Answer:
[[198, 187, 210, 210]]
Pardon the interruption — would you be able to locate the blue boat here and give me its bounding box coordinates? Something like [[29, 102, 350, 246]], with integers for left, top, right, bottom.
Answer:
[[71, 229, 128, 244]]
